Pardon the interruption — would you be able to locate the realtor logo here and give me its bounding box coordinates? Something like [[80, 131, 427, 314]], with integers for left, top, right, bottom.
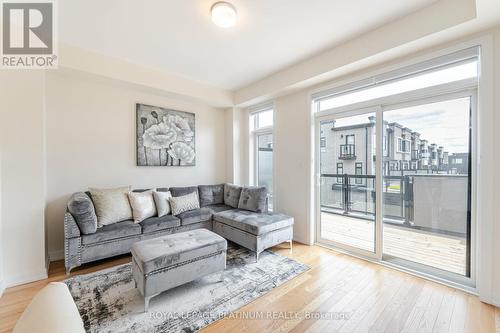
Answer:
[[2, 0, 57, 68]]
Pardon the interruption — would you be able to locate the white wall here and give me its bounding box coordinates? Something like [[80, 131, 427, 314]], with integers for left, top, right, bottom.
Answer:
[[273, 92, 313, 244], [45, 71, 227, 259], [0, 71, 47, 287], [491, 27, 500, 306]]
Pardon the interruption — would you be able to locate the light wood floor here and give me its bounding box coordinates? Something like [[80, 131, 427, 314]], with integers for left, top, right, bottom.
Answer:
[[0, 243, 498, 333], [321, 213, 467, 275]]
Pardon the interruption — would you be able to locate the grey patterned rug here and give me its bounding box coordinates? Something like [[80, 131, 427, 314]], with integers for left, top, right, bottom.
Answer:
[[64, 244, 309, 333]]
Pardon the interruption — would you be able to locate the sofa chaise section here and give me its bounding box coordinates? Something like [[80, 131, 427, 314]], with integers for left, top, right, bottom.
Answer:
[[213, 209, 293, 261]]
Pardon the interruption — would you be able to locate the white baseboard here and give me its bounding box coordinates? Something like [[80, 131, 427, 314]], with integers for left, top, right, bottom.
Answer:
[[292, 234, 309, 245], [48, 249, 64, 261], [5, 271, 48, 288], [0, 280, 5, 298]]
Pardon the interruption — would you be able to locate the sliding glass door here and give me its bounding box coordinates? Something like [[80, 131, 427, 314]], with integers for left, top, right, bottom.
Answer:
[[317, 111, 377, 254], [314, 49, 478, 286], [382, 96, 472, 279]]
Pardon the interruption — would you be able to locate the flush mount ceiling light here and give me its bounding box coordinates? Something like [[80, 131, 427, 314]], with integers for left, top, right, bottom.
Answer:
[[211, 2, 237, 28]]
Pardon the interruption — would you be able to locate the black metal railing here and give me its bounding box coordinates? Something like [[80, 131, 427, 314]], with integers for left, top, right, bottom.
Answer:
[[320, 173, 413, 223], [339, 144, 356, 160]]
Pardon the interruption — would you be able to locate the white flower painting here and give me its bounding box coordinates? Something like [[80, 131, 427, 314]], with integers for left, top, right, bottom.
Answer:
[[136, 104, 196, 166]]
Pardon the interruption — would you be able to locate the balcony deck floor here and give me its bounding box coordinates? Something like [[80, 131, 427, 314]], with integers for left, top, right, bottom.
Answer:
[[320, 212, 467, 276]]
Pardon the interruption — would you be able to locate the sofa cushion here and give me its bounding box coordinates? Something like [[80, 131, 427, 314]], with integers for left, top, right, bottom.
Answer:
[[140, 215, 180, 233], [128, 190, 157, 223], [224, 183, 242, 208], [153, 191, 173, 216], [81, 220, 141, 245], [67, 192, 97, 234], [198, 184, 224, 207], [89, 186, 133, 226], [238, 186, 268, 213], [131, 229, 227, 275], [206, 204, 233, 214], [213, 209, 293, 236], [132, 187, 169, 193], [169, 186, 199, 197], [176, 207, 213, 225]]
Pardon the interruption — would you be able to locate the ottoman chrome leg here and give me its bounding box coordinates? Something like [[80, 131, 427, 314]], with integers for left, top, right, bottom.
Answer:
[[219, 271, 224, 282], [288, 240, 293, 251], [255, 251, 260, 263]]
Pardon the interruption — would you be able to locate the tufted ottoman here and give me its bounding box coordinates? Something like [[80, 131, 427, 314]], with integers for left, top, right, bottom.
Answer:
[[131, 229, 227, 311]]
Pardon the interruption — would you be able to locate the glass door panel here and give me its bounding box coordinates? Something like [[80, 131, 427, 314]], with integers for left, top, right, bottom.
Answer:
[[382, 97, 471, 277], [319, 112, 376, 253], [257, 133, 273, 210]]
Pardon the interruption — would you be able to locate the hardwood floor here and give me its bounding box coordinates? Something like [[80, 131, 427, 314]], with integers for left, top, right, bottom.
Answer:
[[0, 243, 497, 333], [321, 212, 467, 275]]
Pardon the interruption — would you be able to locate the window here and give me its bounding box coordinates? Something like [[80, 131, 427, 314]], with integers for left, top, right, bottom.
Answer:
[[355, 162, 363, 184], [336, 163, 343, 183], [346, 134, 355, 145], [320, 137, 326, 147], [454, 158, 463, 164], [316, 58, 477, 111], [251, 109, 273, 129], [397, 138, 411, 153], [250, 106, 274, 210]]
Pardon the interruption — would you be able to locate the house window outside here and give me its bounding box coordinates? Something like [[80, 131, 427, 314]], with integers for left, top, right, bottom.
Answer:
[[336, 162, 343, 183], [355, 162, 363, 184], [397, 138, 411, 153]]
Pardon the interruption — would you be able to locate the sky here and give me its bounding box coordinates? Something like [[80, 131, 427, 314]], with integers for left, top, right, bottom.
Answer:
[[333, 97, 470, 154]]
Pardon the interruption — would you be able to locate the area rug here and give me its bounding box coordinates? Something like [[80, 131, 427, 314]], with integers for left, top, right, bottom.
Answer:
[[64, 244, 309, 333]]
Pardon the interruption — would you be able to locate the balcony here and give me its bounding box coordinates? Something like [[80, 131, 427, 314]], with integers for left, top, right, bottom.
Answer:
[[320, 173, 468, 275], [339, 144, 356, 160]]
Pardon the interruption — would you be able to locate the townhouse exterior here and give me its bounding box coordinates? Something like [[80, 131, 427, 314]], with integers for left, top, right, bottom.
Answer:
[[320, 117, 469, 178]]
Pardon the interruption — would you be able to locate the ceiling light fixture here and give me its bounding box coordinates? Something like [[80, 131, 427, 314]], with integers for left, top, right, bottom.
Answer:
[[211, 2, 237, 28]]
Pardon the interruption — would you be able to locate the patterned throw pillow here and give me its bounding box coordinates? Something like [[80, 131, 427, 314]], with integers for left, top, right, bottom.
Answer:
[[153, 191, 173, 217], [89, 186, 133, 226], [170, 191, 200, 215], [128, 190, 157, 223]]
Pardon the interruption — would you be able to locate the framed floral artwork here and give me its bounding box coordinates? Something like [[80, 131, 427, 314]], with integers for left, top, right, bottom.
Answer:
[[136, 103, 196, 166]]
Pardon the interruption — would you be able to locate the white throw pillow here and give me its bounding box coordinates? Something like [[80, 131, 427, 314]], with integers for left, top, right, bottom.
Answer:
[[89, 186, 132, 226], [128, 190, 157, 223], [153, 191, 172, 217], [170, 191, 200, 215]]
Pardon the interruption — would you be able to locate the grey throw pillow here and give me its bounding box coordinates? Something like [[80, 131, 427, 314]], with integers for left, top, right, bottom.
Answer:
[[67, 192, 98, 234], [238, 186, 268, 213], [198, 184, 224, 207], [224, 183, 242, 208]]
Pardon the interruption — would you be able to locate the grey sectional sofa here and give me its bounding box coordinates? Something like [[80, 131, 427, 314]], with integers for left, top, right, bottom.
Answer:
[[64, 184, 294, 274]]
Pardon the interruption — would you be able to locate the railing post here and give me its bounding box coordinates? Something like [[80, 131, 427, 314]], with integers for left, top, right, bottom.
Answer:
[[343, 173, 349, 214]]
